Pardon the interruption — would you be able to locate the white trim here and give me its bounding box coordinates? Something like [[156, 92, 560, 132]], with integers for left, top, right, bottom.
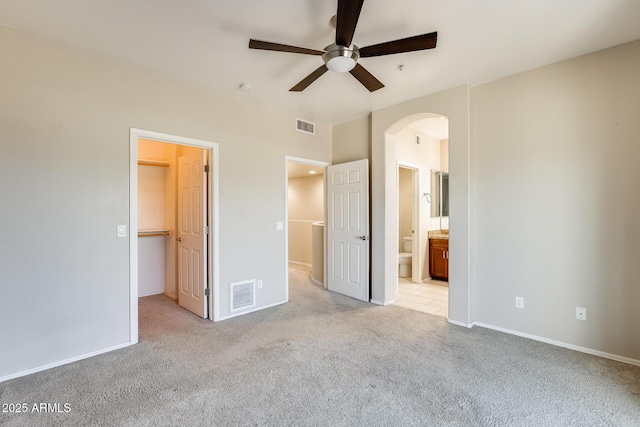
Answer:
[[138, 290, 164, 298], [129, 132, 139, 344], [396, 161, 422, 286], [284, 156, 332, 301], [288, 260, 312, 267], [0, 342, 132, 383], [210, 144, 221, 322], [473, 322, 640, 367], [129, 128, 220, 336], [311, 277, 324, 287], [217, 300, 288, 321], [371, 299, 395, 306], [447, 319, 474, 328]]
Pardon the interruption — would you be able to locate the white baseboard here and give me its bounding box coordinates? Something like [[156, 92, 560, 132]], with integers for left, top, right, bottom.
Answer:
[[287, 261, 312, 267], [216, 299, 287, 321], [473, 321, 640, 368], [371, 299, 395, 306], [0, 342, 133, 383], [311, 277, 323, 287], [447, 319, 474, 328], [138, 290, 164, 298]]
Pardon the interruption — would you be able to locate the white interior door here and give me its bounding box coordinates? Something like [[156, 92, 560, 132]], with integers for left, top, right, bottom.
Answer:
[[327, 159, 369, 302], [178, 152, 208, 318]]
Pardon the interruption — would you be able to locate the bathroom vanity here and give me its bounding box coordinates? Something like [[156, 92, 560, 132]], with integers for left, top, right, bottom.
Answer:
[[429, 237, 449, 281]]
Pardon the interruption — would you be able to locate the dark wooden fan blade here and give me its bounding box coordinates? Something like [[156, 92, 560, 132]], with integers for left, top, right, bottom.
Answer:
[[349, 63, 384, 92], [290, 66, 328, 92], [359, 32, 437, 58], [336, 0, 365, 47], [249, 39, 324, 55]]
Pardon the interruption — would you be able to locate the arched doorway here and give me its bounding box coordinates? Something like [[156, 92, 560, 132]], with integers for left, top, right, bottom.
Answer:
[[368, 85, 472, 326]]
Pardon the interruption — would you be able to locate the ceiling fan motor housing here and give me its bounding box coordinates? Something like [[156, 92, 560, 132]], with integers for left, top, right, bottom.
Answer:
[[323, 44, 360, 73]]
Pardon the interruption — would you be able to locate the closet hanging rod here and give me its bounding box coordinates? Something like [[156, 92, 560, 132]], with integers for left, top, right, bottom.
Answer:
[[138, 159, 170, 167], [138, 229, 170, 237]]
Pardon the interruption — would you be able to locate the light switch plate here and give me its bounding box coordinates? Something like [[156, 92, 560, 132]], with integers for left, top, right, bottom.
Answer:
[[276, 221, 284, 231], [117, 225, 127, 237]]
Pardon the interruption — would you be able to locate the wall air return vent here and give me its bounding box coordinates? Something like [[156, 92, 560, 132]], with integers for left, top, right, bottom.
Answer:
[[296, 118, 315, 135], [230, 279, 256, 312]]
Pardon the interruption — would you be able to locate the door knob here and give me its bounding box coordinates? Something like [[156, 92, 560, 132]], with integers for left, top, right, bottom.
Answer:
[[177, 237, 182, 242], [358, 235, 368, 241]]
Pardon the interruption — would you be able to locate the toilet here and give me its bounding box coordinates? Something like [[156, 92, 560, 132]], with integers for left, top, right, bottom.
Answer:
[[398, 236, 412, 278]]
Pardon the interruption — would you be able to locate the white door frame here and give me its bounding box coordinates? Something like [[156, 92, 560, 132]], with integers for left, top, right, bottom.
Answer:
[[284, 156, 331, 300], [129, 128, 220, 344], [396, 162, 422, 285]]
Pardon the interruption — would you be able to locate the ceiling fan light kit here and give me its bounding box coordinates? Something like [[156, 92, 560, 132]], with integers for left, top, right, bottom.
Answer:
[[248, 0, 437, 92], [323, 44, 359, 73]]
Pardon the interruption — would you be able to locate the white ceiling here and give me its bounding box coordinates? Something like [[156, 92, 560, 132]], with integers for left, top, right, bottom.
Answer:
[[288, 162, 325, 179], [410, 117, 449, 140], [2, 0, 640, 126]]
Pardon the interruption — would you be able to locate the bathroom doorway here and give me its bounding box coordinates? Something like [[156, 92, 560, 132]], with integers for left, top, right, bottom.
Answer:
[[285, 157, 330, 299], [392, 117, 449, 318]]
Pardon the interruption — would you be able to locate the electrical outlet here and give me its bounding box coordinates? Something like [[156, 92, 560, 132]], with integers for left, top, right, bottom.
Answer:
[[576, 307, 587, 321], [257, 279, 263, 289], [117, 225, 127, 237], [515, 297, 524, 309], [275, 222, 284, 231]]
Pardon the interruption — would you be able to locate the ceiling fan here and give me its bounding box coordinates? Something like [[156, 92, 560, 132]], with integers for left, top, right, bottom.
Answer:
[[248, 0, 437, 92]]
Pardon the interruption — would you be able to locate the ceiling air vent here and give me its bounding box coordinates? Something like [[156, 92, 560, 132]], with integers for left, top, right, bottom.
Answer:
[[230, 279, 256, 312], [296, 118, 315, 135]]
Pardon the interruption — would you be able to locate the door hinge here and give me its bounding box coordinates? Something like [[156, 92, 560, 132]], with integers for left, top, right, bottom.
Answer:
[[204, 226, 209, 235], [204, 288, 210, 296], [204, 164, 209, 173]]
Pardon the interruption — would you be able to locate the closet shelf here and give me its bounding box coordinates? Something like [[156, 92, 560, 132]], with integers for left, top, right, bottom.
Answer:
[[138, 229, 170, 237], [138, 159, 170, 167]]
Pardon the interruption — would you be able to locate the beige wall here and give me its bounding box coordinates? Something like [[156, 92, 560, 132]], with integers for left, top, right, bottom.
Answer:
[[332, 115, 371, 163], [288, 175, 324, 221], [471, 39, 640, 360], [138, 139, 172, 230], [288, 174, 324, 265], [0, 25, 331, 379]]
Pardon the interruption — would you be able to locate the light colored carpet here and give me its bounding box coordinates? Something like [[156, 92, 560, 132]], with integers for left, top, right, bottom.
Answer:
[[1, 264, 639, 426]]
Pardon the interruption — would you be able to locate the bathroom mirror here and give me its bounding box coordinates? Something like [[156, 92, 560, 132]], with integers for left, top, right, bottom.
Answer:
[[430, 170, 449, 218]]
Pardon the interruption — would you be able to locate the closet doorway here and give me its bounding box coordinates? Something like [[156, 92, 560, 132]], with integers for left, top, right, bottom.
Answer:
[[130, 129, 219, 344]]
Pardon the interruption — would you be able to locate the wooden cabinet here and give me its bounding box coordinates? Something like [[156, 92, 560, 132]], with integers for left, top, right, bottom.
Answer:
[[429, 238, 449, 281]]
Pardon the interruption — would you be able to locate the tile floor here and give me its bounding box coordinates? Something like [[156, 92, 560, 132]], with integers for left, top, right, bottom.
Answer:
[[393, 277, 449, 318]]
